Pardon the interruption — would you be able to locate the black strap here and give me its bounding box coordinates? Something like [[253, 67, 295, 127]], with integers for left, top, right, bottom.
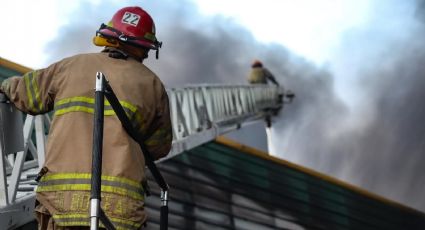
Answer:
[[103, 82, 169, 191]]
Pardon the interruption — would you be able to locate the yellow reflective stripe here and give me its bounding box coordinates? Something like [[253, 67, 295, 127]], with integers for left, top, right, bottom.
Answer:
[[55, 96, 135, 108], [145, 139, 160, 146], [119, 100, 137, 113], [54, 96, 144, 130], [146, 127, 172, 146], [54, 106, 118, 116], [23, 71, 43, 112], [36, 184, 143, 200], [32, 71, 42, 111], [23, 72, 34, 111], [56, 96, 94, 106], [53, 213, 88, 219], [53, 213, 140, 230], [41, 173, 141, 188], [38, 173, 144, 200], [55, 106, 94, 116], [56, 221, 88, 227]]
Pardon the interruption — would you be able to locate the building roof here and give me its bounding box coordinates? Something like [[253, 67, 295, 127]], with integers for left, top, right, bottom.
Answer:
[[0, 57, 31, 80], [144, 137, 425, 229]]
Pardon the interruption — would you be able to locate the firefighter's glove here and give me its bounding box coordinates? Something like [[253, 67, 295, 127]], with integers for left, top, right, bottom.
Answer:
[[35, 167, 49, 182], [0, 79, 10, 95]]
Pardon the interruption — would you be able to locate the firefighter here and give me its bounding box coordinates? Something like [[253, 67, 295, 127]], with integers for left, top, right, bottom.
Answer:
[[0, 6, 172, 230], [248, 60, 280, 86]]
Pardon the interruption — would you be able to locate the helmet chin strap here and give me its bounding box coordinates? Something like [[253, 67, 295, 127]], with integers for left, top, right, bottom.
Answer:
[[101, 47, 129, 60], [155, 41, 163, 59], [108, 49, 129, 60]]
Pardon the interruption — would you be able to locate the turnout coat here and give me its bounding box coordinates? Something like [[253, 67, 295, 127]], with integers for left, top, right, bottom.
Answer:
[[1, 51, 172, 229]]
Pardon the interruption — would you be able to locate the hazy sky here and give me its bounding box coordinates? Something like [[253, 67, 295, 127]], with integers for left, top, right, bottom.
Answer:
[[1, 0, 425, 213], [1, 1, 371, 65]]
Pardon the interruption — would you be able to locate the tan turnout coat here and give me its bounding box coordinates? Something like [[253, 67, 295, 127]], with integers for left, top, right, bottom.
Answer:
[[1, 52, 172, 229], [248, 67, 279, 86]]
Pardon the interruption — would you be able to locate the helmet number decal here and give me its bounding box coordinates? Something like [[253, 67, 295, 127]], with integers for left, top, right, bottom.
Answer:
[[122, 12, 140, 27]]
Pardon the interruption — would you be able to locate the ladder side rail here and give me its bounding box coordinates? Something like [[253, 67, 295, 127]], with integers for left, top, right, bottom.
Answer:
[[233, 87, 243, 115], [186, 89, 199, 135], [7, 115, 34, 203], [220, 88, 229, 119], [214, 88, 223, 119], [0, 144, 8, 206], [4, 153, 13, 171], [239, 86, 249, 114], [35, 115, 46, 169], [168, 90, 180, 140], [201, 86, 215, 122], [194, 88, 206, 131], [226, 87, 236, 117], [209, 89, 219, 122], [169, 90, 181, 139], [181, 89, 193, 134], [193, 88, 210, 131], [223, 88, 230, 117], [177, 89, 192, 138], [233, 87, 244, 116], [209, 88, 220, 122]]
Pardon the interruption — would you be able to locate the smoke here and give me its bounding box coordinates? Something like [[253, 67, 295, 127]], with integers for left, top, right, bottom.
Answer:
[[272, 0, 425, 211], [45, 0, 260, 87], [43, 0, 425, 212]]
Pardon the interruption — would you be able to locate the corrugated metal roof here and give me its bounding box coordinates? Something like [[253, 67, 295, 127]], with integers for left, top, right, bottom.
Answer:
[[145, 137, 425, 230], [0, 57, 31, 80]]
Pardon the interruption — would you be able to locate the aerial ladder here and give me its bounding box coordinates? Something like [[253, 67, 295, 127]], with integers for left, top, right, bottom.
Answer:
[[0, 79, 292, 229]]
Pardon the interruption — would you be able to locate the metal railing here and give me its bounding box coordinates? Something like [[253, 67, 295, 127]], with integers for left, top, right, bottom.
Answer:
[[167, 84, 283, 159], [0, 84, 285, 229]]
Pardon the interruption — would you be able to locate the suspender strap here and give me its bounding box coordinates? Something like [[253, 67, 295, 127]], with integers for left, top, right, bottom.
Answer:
[[99, 72, 169, 230], [104, 81, 169, 191]]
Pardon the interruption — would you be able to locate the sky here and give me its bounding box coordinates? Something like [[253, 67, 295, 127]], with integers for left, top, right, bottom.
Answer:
[[1, 0, 425, 213]]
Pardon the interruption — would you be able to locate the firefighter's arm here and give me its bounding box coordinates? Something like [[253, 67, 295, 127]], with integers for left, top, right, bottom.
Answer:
[[0, 64, 58, 115], [264, 68, 279, 86], [144, 87, 172, 160]]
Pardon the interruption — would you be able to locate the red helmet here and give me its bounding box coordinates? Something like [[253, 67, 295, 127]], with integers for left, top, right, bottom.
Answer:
[[251, 60, 263, 68], [97, 6, 161, 50]]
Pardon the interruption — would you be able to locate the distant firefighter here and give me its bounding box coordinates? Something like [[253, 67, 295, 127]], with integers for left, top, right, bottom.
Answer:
[[248, 60, 279, 86]]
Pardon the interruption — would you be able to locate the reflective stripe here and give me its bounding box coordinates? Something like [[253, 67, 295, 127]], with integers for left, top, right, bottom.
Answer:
[[54, 96, 144, 131], [41, 173, 141, 187], [144, 32, 156, 42], [146, 127, 172, 146], [23, 71, 43, 112], [36, 184, 143, 200], [37, 173, 144, 200], [53, 213, 141, 230]]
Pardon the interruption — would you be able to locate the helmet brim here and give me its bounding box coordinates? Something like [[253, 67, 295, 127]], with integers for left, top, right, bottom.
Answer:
[[98, 28, 159, 50]]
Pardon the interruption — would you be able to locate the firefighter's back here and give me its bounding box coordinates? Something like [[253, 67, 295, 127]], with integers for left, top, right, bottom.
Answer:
[[36, 52, 168, 229]]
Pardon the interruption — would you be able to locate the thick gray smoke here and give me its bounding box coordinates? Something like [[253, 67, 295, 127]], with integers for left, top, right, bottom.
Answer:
[[272, 0, 425, 212], [43, 0, 425, 212]]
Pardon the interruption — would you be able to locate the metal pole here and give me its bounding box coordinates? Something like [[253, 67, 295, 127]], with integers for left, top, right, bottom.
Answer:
[[90, 72, 105, 230], [264, 114, 274, 155], [266, 126, 273, 155], [160, 190, 169, 230]]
